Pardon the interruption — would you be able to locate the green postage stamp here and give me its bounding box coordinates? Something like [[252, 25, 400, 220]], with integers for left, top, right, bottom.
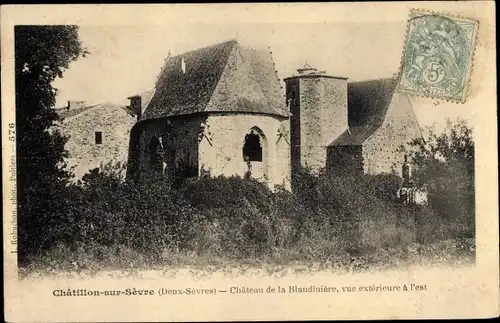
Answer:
[[398, 10, 479, 103]]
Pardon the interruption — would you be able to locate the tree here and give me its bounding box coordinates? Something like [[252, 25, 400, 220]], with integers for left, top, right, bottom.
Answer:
[[404, 119, 475, 238], [15, 26, 87, 262]]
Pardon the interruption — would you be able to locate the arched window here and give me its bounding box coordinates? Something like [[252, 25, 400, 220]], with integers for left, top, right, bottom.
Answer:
[[243, 131, 262, 162], [149, 136, 162, 170]]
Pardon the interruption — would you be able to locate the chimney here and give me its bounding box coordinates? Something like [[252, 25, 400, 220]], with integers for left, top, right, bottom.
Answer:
[[284, 63, 348, 174], [128, 95, 142, 121], [67, 100, 86, 111]]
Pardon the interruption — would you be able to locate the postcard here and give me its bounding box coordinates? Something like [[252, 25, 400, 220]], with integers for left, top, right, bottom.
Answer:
[[2, 2, 498, 322]]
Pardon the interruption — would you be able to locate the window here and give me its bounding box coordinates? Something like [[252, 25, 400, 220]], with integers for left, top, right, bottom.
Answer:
[[243, 132, 262, 162], [95, 131, 103, 145]]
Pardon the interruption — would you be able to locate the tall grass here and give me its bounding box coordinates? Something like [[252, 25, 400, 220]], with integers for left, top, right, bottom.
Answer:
[[20, 164, 475, 273]]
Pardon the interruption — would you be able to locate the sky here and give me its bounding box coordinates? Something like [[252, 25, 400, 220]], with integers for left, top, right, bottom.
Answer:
[[52, 22, 482, 131]]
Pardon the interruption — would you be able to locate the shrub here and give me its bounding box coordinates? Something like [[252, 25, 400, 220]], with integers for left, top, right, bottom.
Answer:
[[180, 175, 299, 258], [293, 171, 414, 254], [65, 164, 201, 264], [180, 174, 273, 214], [21, 145, 475, 271], [402, 119, 475, 238]]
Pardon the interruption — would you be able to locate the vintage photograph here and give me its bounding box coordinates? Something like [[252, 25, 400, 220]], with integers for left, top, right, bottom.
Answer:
[[2, 2, 498, 321], [15, 20, 476, 276]]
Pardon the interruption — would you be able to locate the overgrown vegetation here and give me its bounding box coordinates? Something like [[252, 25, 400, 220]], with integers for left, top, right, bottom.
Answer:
[[19, 119, 475, 273], [15, 26, 474, 274], [400, 119, 475, 240], [15, 26, 88, 261]]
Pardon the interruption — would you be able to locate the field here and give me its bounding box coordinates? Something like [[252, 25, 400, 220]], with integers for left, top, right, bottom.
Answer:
[[18, 167, 475, 277], [21, 237, 474, 279]]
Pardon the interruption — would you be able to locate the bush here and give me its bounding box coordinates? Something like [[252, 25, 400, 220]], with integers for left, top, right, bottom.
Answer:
[[402, 119, 475, 238], [21, 134, 475, 271], [60, 164, 201, 264], [180, 174, 273, 214]]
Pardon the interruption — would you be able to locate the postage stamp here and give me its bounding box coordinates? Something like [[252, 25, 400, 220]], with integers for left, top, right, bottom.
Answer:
[[398, 10, 479, 103]]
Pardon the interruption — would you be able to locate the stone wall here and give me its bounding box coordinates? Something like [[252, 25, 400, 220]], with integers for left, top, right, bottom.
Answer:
[[326, 145, 363, 176], [60, 104, 136, 180], [286, 78, 301, 177], [131, 112, 291, 190], [298, 77, 323, 171], [275, 120, 292, 190], [199, 113, 291, 190], [362, 91, 422, 176], [287, 76, 348, 173], [135, 115, 203, 179], [319, 78, 348, 148]]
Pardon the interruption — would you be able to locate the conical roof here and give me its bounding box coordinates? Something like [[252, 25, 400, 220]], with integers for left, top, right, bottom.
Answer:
[[142, 39, 288, 120]]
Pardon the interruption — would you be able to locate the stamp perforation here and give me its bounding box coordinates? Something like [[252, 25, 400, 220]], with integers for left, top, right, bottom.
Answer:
[[396, 8, 480, 104]]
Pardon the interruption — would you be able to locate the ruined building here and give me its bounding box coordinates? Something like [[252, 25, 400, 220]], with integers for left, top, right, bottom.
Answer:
[[119, 39, 424, 190], [126, 40, 291, 189], [56, 100, 136, 180], [285, 65, 423, 178]]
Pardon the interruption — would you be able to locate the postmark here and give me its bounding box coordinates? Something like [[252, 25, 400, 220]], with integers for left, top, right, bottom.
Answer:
[[398, 10, 479, 103]]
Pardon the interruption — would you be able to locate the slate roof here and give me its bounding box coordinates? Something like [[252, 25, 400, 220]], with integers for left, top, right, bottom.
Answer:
[[223, 45, 288, 116], [329, 78, 398, 146], [57, 102, 133, 119], [57, 105, 95, 119], [141, 39, 288, 120]]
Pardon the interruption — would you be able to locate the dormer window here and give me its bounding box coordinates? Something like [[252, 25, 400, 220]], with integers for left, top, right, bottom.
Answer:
[[95, 131, 103, 145]]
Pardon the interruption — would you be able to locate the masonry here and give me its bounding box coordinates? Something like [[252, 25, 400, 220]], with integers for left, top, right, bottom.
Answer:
[[126, 39, 291, 190], [128, 114, 202, 180], [56, 102, 136, 180], [198, 113, 290, 187], [284, 64, 348, 175], [123, 39, 423, 191], [327, 77, 423, 178]]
